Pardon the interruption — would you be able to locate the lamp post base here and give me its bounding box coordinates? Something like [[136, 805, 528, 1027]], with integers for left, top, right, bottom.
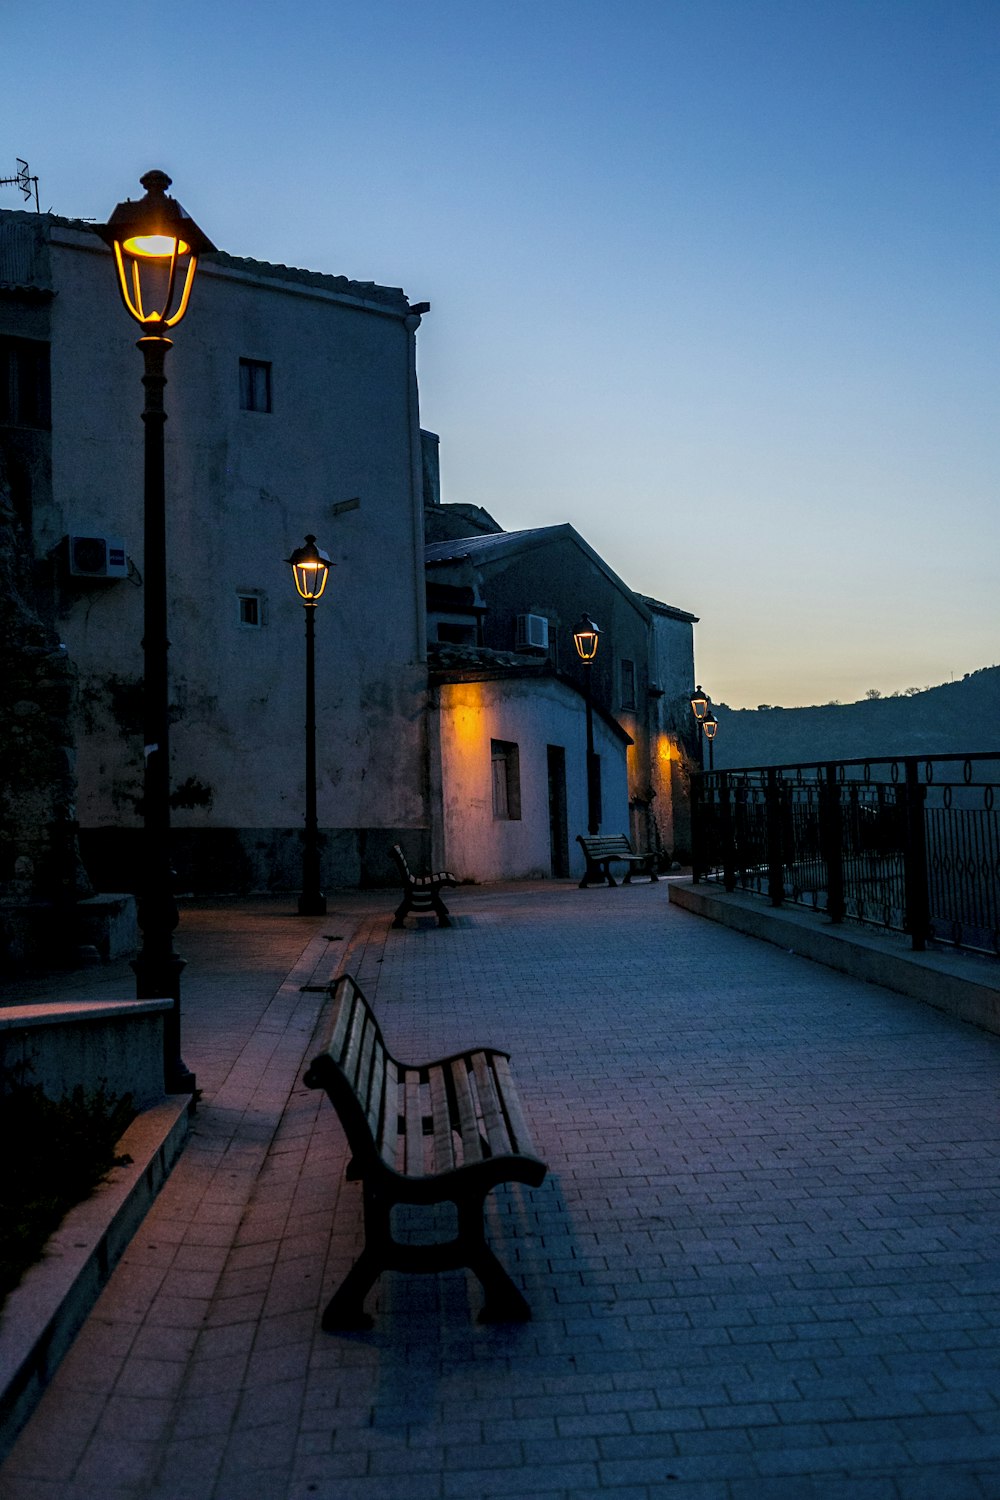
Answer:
[[132, 951, 196, 1096]]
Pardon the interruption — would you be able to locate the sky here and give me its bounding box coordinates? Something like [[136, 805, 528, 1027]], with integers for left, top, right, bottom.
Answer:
[[4, 0, 998, 709]]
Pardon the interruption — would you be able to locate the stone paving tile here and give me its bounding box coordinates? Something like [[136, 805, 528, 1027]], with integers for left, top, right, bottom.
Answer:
[[5, 884, 1000, 1499]]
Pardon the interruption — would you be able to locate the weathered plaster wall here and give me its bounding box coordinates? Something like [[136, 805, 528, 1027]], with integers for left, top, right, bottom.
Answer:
[[32, 227, 431, 889], [437, 675, 630, 882]]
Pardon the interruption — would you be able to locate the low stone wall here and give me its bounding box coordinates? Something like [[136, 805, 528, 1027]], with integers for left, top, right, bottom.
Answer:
[[0, 998, 168, 1106]]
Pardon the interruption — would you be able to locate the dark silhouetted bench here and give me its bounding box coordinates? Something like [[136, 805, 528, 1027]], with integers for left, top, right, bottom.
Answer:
[[577, 833, 659, 888], [390, 843, 457, 928], [303, 975, 548, 1329]]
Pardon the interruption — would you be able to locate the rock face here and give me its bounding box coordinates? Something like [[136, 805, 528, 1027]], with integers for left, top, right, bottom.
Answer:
[[0, 451, 92, 967]]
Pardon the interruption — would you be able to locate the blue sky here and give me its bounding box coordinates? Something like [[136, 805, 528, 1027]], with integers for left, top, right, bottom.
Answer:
[[5, 0, 998, 708]]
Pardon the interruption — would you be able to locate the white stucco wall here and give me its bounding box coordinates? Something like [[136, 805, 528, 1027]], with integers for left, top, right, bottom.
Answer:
[[42, 228, 429, 849], [437, 675, 630, 882]]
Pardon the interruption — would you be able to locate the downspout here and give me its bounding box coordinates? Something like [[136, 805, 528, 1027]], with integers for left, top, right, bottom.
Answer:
[[404, 305, 439, 862]]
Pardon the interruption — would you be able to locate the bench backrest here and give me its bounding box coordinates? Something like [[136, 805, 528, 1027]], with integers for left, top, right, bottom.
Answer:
[[390, 843, 413, 883], [577, 834, 635, 857], [303, 975, 393, 1171]]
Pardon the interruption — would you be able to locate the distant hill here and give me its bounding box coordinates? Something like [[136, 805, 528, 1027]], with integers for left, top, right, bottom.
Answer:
[[713, 665, 1000, 769]]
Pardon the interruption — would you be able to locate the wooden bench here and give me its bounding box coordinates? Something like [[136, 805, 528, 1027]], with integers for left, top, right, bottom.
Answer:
[[576, 833, 659, 888], [390, 843, 458, 928], [303, 975, 548, 1329]]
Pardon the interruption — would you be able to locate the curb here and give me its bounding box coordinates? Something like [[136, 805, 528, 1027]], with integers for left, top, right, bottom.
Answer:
[[0, 1094, 191, 1460]]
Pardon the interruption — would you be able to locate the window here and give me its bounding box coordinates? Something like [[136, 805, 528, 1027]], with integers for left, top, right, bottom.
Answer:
[[237, 591, 266, 627], [437, 622, 476, 645], [239, 358, 272, 413], [620, 658, 636, 710], [0, 337, 50, 429], [491, 740, 521, 820]]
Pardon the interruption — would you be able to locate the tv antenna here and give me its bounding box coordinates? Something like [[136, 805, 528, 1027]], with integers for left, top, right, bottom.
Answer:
[[1, 159, 41, 212]]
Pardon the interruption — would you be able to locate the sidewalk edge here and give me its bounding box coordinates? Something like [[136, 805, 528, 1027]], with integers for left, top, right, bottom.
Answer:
[[0, 1095, 191, 1459]]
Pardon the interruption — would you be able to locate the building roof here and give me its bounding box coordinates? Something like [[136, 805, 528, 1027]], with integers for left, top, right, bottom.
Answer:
[[425, 526, 569, 565], [0, 208, 414, 313], [426, 525, 697, 624], [635, 593, 699, 625]]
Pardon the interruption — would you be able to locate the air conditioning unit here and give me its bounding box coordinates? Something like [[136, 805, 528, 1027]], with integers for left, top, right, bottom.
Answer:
[[67, 535, 129, 579], [516, 613, 549, 650]]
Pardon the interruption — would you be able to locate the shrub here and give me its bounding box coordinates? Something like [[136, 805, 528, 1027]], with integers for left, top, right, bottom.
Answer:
[[0, 1077, 135, 1308]]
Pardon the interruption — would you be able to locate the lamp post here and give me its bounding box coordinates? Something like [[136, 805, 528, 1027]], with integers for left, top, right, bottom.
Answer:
[[689, 684, 710, 771], [573, 613, 602, 836], [702, 710, 718, 772], [96, 171, 214, 1095], [287, 535, 332, 915]]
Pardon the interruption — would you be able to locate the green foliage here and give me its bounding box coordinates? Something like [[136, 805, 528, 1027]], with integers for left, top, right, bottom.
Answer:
[[0, 1077, 135, 1308]]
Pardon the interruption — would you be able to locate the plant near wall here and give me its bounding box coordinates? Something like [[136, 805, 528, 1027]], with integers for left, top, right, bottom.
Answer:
[[0, 1069, 135, 1308]]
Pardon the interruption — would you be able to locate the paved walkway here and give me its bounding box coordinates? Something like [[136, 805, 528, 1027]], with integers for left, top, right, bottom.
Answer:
[[4, 881, 1000, 1499]]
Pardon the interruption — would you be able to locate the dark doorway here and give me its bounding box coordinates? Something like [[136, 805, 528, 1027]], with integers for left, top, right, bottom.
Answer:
[[547, 745, 569, 877]]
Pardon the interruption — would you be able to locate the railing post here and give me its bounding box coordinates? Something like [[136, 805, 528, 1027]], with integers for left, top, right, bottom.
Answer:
[[903, 757, 931, 951], [719, 772, 736, 892], [820, 763, 845, 924], [690, 770, 705, 883], [765, 769, 785, 907]]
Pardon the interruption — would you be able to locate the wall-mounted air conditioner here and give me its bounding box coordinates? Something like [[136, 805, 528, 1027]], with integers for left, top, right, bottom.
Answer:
[[516, 613, 549, 650], [67, 535, 129, 579]]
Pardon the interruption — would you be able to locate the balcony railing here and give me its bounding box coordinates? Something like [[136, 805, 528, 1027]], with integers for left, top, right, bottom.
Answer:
[[691, 752, 1000, 957]]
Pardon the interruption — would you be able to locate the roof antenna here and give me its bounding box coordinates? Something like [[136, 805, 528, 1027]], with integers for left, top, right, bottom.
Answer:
[[0, 159, 41, 212]]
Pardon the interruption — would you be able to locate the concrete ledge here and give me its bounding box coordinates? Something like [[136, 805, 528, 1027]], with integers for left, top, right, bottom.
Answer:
[[0, 1094, 190, 1461], [0, 999, 170, 1108], [74, 894, 137, 961], [669, 880, 1000, 1035]]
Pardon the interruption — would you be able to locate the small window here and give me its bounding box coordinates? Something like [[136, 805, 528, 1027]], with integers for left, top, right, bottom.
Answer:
[[491, 740, 521, 820], [620, 659, 636, 710], [0, 336, 51, 429], [237, 591, 265, 627], [437, 622, 476, 645], [239, 358, 272, 413]]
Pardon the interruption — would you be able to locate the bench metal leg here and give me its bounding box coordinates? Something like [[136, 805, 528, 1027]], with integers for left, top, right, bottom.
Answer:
[[430, 892, 452, 927], [460, 1195, 531, 1323], [321, 1247, 381, 1331]]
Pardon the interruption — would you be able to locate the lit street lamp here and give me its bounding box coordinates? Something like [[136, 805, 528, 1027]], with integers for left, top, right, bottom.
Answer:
[[689, 684, 713, 771], [573, 613, 602, 836], [287, 535, 332, 915], [96, 170, 214, 1095], [702, 710, 719, 771]]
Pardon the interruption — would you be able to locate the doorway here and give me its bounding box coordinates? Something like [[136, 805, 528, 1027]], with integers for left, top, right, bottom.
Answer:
[[547, 745, 569, 877]]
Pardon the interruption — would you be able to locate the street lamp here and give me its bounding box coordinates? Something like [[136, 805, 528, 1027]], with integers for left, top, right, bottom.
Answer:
[[287, 534, 332, 916], [96, 171, 214, 1095], [702, 711, 718, 771], [573, 613, 602, 836], [690, 685, 709, 722]]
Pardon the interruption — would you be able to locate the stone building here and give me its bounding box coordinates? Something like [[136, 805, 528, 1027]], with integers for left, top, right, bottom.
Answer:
[[1, 205, 433, 914], [424, 518, 700, 868]]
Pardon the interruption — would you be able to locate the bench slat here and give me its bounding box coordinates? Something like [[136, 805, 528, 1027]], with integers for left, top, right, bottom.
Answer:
[[402, 1069, 423, 1175], [471, 1052, 515, 1158], [492, 1054, 538, 1158], [449, 1058, 486, 1166], [357, 1019, 379, 1115], [326, 976, 358, 1062], [378, 1059, 399, 1168], [365, 1035, 386, 1141], [340, 999, 370, 1094], [428, 1065, 456, 1173]]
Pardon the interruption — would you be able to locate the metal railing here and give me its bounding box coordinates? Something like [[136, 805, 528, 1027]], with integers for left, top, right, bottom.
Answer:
[[691, 753, 1000, 957]]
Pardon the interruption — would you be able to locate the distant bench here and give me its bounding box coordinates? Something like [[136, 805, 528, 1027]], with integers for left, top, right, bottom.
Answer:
[[389, 843, 458, 928], [577, 833, 659, 889], [303, 975, 548, 1328]]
